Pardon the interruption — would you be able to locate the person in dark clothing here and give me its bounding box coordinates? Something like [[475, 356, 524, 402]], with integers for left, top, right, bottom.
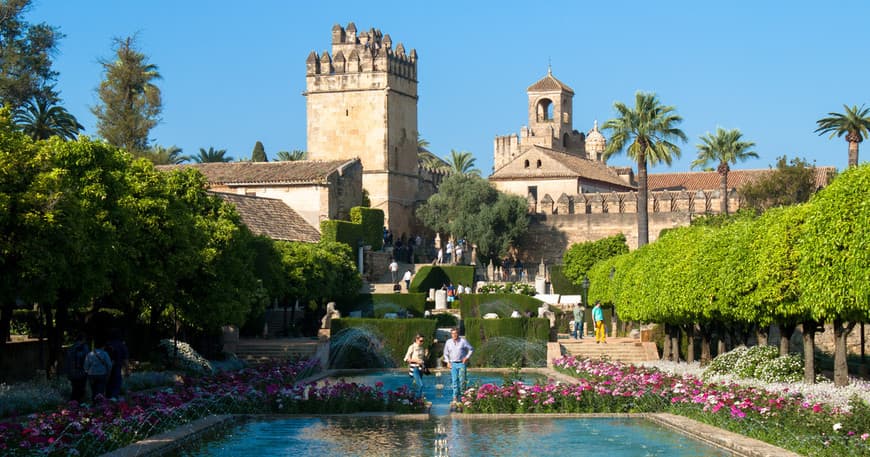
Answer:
[[105, 329, 129, 398], [64, 332, 89, 402]]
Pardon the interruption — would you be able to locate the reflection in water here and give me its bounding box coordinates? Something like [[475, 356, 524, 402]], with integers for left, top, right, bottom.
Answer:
[[176, 417, 730, 457]]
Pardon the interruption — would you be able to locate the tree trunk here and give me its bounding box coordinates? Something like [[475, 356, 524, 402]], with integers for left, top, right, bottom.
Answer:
[[802, 322, 816, 384], [699, 324, 712, 366], [779, 323, 796, 356], [637, 153, 649, 247], [833, 319, 856, 387], [756, 324, 769, 347], [715, 322, 727, 356], [720, 168, 729, 215], [848, 140, 859, 168], [661, 324, 671, 361], [685, 324, 696, 363], [670, 326, 681, 363]]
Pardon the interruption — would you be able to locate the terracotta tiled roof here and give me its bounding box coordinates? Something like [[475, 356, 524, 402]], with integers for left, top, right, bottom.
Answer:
[[647, 167, 836, 191], [527, 72, 574, 94], [489, 146, 634, 190], [211, 192, 320, 242], [157, 159, 358, 185]]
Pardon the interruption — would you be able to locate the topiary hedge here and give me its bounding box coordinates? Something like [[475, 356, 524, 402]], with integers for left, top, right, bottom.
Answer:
[[408, 265, 474, 293], [549, 265, 584, 294], [350, 206, 384, 251], [320, 219, 363, 251], [344, 293, 428, 318], [462, 317, 550, 367], [457, 293, 545, 318], [330, 318, 438, 367]]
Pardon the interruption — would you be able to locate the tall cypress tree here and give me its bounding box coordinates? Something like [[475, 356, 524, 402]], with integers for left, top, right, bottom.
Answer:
[[91, 36, 162, 153], [251, 141, 267, 162]]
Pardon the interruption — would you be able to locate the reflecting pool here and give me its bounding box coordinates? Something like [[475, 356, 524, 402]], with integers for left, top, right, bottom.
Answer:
[[173, 370, 730, 456]]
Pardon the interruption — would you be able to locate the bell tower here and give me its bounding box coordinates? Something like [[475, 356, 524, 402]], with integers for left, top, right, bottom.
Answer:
[[526, 67, 576, 151]]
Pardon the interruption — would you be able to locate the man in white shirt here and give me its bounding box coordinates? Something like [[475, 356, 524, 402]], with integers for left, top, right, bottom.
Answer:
[[389, 259, 399, 283]]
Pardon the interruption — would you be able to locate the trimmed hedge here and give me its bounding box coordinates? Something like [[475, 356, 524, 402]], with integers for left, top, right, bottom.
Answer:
[[345, 293, 428, 318], [330, 318, 438, 367], [320, 220, 363, 251], [457, 293, 545, 318], [408, 265, 474, 293], [463, 317, 550, 367], [350, 206, 384, 251], [549, 265, 584, 295]]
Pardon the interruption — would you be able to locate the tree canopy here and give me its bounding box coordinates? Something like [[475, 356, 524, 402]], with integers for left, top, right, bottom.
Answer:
[[815, 104, 870, 168], [738, 156, 819, 213], [562, 233, 629, 286], [603, 92, 686, 246], [251, 141, 267, 162], [91, 36, 162, 153], [0, 0, 61, 112], [416, 173, 528, 262]]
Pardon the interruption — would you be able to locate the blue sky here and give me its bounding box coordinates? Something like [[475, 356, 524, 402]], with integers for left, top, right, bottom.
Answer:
[[33, 0, 869, 175]]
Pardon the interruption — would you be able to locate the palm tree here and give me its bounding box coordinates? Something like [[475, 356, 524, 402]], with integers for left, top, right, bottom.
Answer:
[[446, 149, 481, 176], [603, 92, 687, 247], [187, 147, 232, 163], [13, 97, 84, 141], [146, 145, 186, 165], [275, 150, 307, 161], [815, 104, 870, 168], [691, 128, 758, 215]]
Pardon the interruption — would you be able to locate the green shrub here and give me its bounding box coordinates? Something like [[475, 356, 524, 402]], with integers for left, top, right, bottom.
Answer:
[[350, 206, 384, 251], [319, 219, 364, 251], [10, 309, 40, 336], [754, 353, 804, 383], [549, 265, 584, 294], [458, 293, 544, 319], [408, 265, 474, 293], [346, 294, 428, 318], [330, 318, 438, 367], [733, 345, 779, 378], [430, 313, 458, 328], [463, 317, 549, 367]]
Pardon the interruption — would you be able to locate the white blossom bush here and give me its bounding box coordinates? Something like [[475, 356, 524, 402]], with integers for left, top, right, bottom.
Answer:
[[754, 353, 804, 383], [733, 345, 780, 378], [0, 377, 66, 417], [704, 345, 748, 378], [158, 339, 214, 375]]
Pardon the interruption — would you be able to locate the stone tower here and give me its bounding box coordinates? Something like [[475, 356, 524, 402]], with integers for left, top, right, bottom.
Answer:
[[304, 23, 419, 235], [493, 69, 588, 170]]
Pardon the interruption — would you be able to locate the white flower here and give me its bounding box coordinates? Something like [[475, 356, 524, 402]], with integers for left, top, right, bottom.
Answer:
[[833, 423, 843, 431]]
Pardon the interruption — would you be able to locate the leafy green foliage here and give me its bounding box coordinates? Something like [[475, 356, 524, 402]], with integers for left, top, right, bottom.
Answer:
[[0, 0, 61, 113], [738, 156, 819, 213], [815, 104, 870, 167], [602, 91, 687, 247], [330, 318, 437, 366], [319, 219, 363, 251], [13, 97, 82, 141], [92, 36, 161, 153], [548, 265, 584, 294], [799, 164, 870, 323], [349, 206, 384, 251], [416, 174, 529, 262], [407, 265, 474, 293], [562, 233, 628, 285], [346, 293, 428, 317], [275, 150, 306, 161], [274, 240, 361, 308], [188, 146, 232, 163], [251, 141, 267, 162], [457, 293, 545, 318]]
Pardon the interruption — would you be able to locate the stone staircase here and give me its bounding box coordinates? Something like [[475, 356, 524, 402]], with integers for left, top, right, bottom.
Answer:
[[233, 338, 320, 363], [559, 336, 659, 364]]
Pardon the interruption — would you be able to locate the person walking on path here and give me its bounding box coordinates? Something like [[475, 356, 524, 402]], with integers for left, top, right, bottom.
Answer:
[[389, 259, 399, 283], [593, 300, 606, 344], [443, 328, 473, 405], [404, 334, 428, 397], [403, 270, 413, 292], [84, 340, 112, 401], [573, 303, 585, 339]]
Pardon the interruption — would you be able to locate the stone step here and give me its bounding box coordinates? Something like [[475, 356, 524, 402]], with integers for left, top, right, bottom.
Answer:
[[560, 339, 658, 363]]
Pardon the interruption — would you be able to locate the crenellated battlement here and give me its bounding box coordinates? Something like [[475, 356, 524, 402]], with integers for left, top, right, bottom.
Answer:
[[306, 23, 417, 81], [527, 189, 742, 216]]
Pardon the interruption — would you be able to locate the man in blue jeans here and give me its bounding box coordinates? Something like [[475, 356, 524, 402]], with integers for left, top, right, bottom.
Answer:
[[443, 327, 473, 404]]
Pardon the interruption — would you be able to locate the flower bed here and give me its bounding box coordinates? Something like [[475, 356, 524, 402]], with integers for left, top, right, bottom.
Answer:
[[459, 356, 869, 456], [0, 359, 426, 456]]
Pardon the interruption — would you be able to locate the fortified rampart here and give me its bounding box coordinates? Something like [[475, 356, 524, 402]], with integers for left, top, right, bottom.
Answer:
[[525, 188, 740, 258]]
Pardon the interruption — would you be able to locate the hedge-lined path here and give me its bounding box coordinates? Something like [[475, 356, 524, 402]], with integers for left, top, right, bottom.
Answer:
[[369, 260, 426, 293], [558, 336, 659, 364]]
